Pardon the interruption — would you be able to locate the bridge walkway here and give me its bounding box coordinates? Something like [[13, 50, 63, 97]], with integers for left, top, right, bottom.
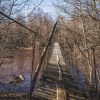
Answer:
[[32, 42, 86, 100]]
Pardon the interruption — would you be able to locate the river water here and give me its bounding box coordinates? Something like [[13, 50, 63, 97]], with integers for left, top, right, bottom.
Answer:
[[0, 47, 49, 93]]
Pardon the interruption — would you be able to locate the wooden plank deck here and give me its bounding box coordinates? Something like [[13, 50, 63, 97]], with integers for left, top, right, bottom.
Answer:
[[32, 42, 86, 100]]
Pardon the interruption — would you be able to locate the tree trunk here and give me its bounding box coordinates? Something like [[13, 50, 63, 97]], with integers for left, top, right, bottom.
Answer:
[[28, 22, 57, 100]]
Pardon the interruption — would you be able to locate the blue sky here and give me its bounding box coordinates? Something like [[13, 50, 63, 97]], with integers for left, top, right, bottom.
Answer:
[[27, 0, 58, 19], [11, 0, 58, 19], [40, 0, 57, 18]]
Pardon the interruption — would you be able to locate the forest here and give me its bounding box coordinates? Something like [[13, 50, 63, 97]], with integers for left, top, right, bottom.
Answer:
[[0, 0, 100, 100]]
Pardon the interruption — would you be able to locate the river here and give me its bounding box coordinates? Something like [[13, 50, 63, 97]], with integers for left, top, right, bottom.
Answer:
[[0, 47, 49, 93]]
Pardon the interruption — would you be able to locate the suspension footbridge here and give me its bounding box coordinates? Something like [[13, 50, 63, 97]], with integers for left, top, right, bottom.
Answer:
[[32, 42, 86, 100]]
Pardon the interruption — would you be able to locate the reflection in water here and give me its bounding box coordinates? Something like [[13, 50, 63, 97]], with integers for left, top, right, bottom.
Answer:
[[0, 47, 48, 92]]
